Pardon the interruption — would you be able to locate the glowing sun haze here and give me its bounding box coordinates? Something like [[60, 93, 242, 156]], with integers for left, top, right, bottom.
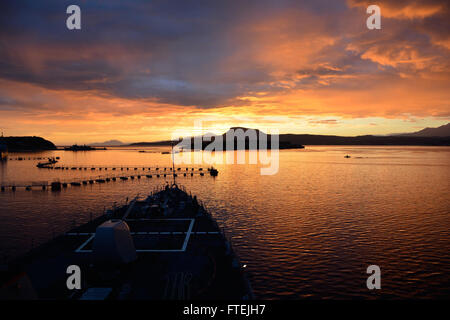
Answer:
[[0, 0, 449, 144]]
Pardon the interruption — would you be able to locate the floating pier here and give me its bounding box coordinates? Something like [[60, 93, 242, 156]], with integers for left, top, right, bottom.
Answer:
[[8, 156, 60, 161], [39, 165, 206, 172], [1, 166, 218, 192]]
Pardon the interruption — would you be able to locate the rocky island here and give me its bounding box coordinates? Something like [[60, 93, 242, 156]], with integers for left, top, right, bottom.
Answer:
[[0, 136, 56, 152], [64, 144, 106, 151]]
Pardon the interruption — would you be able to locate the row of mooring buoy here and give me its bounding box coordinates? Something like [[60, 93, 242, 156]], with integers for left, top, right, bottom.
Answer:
[[40, 166, 205, 171], [9, 156, 61, 161], [1, 170, 215, 192]]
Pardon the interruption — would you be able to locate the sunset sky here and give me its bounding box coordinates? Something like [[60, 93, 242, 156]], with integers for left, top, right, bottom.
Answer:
[[0, 0, 449, 144]]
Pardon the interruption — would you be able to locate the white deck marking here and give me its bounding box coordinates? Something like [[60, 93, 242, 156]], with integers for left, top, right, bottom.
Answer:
[[135, 218, 195, 252], [72, 218, 202, 253], [66, 232, 94, 236], [75, 234, 95, 253], [122, 198, 138, 220], [68, 229, 219, 237], [124, 218, 193, 221], [181, 219, 195, 252]]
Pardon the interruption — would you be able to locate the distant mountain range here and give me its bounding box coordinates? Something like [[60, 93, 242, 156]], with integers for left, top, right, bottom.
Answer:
[[89, 140, 124, 147], [127, 123, 450, 148], [3, 123, 448, 152], [398, 123, 450, 137]]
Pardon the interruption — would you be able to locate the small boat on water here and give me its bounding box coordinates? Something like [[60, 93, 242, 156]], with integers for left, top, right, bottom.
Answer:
[[0, 144, 7, 161], [0, 135, 8, 161], [36, 157, 58, 168], [207, 167, 219, 176], [161, 147, 182, 155]]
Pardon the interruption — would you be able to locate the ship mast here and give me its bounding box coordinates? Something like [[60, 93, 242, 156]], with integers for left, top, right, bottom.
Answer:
[[171, 140, 176, 186]]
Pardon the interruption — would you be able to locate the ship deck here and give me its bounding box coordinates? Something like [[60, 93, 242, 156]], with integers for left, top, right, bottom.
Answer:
[[3, 185, 252, 300]]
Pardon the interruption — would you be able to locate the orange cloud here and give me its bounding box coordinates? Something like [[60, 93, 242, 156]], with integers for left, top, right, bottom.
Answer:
[[348, 0, 446, 19]]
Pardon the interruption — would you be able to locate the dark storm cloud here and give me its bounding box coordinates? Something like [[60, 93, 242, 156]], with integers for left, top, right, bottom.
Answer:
[[348, 0, 450, 48], [0, 1, 311, 107], [0, 0, 448, 111], [0, 0, 282, 107]]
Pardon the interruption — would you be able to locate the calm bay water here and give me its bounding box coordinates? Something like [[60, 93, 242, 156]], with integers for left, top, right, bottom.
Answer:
[[1, 146, 449, 299]]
